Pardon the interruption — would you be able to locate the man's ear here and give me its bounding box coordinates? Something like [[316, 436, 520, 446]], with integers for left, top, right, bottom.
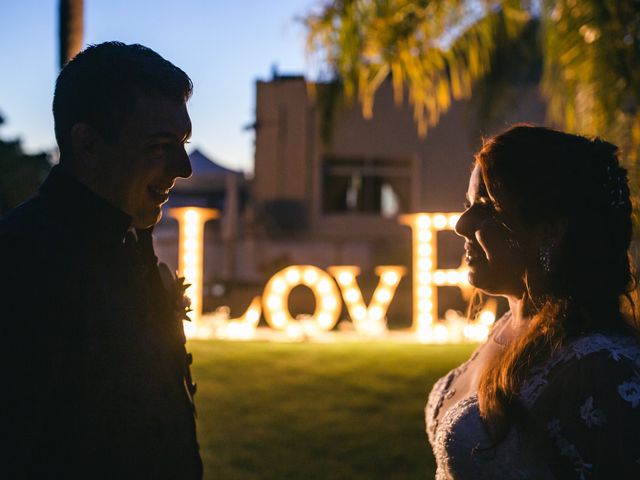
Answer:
[[69, 123, 104, 172]]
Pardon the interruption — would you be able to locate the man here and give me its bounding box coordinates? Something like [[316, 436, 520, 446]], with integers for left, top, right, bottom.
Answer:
[[0, 42, 202, 478]]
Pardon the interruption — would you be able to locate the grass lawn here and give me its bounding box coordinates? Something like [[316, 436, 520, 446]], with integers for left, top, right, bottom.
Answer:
[[189, 340, 476, 480]]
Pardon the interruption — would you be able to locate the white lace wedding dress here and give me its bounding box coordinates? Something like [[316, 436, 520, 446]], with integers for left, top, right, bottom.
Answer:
[[426, 314, 640, 479]]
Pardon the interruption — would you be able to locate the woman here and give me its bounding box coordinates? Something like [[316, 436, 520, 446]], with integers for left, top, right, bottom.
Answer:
[[426, 125, 640, 479]]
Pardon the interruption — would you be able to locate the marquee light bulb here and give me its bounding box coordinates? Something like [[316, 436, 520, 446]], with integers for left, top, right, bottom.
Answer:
[[418, 258, 432, 270], [433, 214, 447, 229], [382, 271, 399, 285], [272, 311, 287, 328], [285, 268, 301, 284], [272, 279, 287, 293], [353, 306, 367, 320], [338, 272, 354, 285], [433, 271, 446, 285], [447, 271, 459, 284], [345, 288, 360, 303], [317, 279, 332, 294], [303, 268, 319, 284], [418, 230, 432, 242], [246, 309, 260, 325], [418, 272, 432, 284], [322, 297, 337, 309], [369, 306, 383, 320], [317, 313, 333, 329], [266, 295, 282, 309], [418, 215, 431, 228], [376, 289, 391, 302]]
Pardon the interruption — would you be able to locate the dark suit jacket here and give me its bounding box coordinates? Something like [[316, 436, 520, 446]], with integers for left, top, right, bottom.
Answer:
[[0, 166, 202, 479]]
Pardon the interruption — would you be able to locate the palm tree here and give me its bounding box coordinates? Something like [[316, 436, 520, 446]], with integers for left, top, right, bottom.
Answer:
[[59, 0, 84, 68], [305, 1, 640, 165]]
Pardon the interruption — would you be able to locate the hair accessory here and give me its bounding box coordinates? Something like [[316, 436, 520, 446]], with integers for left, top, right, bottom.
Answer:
[[592, 138, 629, 210], [506, 236, 520, 251], [605, 163, 629, 209], [539, 245, 553, 274]]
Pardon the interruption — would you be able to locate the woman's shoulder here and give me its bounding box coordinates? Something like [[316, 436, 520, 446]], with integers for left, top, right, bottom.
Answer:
[[523, 332, 640, 478], [521, 331, 640, 408], [565, 331, 640, 362]]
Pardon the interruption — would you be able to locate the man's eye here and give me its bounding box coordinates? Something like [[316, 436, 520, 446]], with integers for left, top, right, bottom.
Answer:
[[148, 143, 172, 153]]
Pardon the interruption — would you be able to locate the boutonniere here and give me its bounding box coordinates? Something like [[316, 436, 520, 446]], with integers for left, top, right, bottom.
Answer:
[[158, 262, 192, 322]]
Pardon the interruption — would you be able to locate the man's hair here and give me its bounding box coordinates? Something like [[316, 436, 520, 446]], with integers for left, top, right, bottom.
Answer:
[[53, 41, 193, 158]]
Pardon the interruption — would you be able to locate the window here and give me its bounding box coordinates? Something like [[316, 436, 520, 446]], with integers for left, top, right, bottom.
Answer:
[[322, 156, 411, 216]]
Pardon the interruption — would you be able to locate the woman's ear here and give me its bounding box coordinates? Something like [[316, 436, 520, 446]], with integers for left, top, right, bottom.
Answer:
[[531, 217, 569, 275], [535, 218, 569, 248]]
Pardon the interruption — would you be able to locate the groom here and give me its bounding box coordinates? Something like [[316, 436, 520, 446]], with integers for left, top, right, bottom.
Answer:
[[0, 42, 202, 478]]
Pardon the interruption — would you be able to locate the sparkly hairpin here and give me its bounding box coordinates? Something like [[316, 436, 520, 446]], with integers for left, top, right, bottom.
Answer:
[[604, 163, 628, 209]]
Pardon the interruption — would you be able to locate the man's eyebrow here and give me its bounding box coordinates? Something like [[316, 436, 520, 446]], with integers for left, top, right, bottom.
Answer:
[[146, 132, 179, 141], [146, 131, 192, 143]]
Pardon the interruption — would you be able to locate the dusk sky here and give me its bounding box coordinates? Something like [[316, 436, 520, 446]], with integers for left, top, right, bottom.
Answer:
[[0, 0, 320, 173]]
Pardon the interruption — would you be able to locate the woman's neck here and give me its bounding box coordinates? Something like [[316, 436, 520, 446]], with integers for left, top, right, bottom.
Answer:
[[502, 296, 530, 341]]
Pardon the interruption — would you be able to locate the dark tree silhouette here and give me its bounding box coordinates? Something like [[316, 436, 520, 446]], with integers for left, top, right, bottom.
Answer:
[[0, 113, 51, 216]]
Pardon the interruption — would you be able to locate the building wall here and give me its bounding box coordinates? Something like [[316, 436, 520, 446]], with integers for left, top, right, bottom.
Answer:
[[252, 76, 547, 268], [253, 77, 313, 204]]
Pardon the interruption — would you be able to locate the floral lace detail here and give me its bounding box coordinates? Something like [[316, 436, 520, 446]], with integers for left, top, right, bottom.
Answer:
[[426, 313, 512, 445], [547, 419, 592, 480], [579, 396, 606, 428], [432, 395, 480, 480], [425, 349, 479, 445], [520, 333, 640, 409], [618, 372, 640, 407]]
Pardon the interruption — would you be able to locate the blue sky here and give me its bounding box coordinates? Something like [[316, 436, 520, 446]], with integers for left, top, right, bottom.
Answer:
[[0, 0, 320, 172]]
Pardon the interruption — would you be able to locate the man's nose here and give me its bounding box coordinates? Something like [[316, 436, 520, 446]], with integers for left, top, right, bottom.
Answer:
[[172, 148, 192, 179]]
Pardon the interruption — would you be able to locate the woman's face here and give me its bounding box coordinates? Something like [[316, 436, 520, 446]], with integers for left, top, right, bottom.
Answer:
[[455, 164, 525, 296]]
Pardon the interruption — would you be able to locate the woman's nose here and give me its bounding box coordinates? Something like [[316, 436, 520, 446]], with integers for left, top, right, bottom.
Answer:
[[454, 208, 475, 239]]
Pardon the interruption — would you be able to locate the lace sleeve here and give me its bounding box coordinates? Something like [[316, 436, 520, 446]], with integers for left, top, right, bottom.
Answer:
[[527, 346, 640, 479]]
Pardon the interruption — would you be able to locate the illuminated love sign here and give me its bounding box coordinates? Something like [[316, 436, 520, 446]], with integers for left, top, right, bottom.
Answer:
[[168, 208, 470, 341]]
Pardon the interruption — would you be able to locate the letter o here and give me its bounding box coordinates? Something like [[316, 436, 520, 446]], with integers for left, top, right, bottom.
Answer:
[[262, 265, 341, 331]]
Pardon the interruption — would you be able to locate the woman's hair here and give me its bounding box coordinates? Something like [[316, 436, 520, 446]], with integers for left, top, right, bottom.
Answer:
[[474, 124, 637, 441]]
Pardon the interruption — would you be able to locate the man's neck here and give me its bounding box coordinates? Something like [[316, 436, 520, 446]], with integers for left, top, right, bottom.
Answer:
[[59, 161, 132, 227]]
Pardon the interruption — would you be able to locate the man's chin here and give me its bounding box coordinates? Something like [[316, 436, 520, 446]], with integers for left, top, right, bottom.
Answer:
[[133, 208, 162, 229]]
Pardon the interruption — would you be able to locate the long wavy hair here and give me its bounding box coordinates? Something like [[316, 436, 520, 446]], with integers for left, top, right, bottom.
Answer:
[[474, 125, 637, 441]]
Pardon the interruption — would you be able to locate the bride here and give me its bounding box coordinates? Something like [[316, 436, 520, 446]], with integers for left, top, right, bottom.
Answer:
[[426, 125, 640, 479]]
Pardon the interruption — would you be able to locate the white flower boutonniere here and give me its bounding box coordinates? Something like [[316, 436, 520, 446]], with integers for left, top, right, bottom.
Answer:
[[158, 262, 192, 322]]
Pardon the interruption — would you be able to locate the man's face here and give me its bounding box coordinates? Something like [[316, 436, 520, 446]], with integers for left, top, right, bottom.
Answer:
[[98, 95, 192, 228]]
